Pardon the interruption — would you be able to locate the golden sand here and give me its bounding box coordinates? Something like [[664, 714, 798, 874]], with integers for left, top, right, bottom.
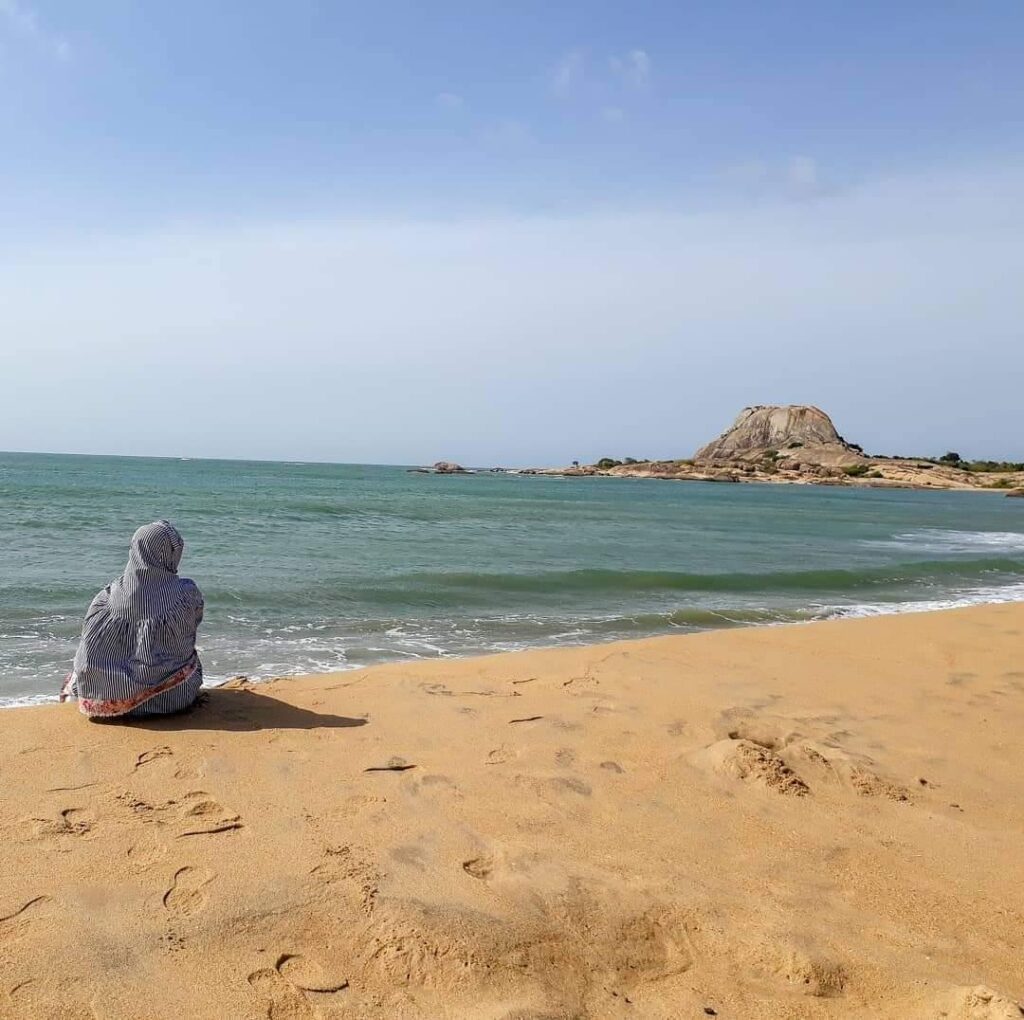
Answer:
[[1, 604, 1023, 1019]]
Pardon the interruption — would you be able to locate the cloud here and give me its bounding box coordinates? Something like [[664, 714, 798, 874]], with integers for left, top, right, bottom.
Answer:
[[435, 92, 464, 110], [1, 161, 1021, 462], [610, 49, 651, 88], [552, 49, 584, 96], [0, 0, 70, 60], [2, 159, 1024, 462], [0, 0, 37, 34]]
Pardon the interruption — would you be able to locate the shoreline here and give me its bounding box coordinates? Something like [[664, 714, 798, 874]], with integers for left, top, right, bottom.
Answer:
[[2, 604, 1022, 1017], [519, 464, 1024, 494], [5, 585, 1024, 711]]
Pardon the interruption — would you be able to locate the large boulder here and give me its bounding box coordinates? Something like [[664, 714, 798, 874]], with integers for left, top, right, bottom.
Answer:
[[695, 405, 857, 463]]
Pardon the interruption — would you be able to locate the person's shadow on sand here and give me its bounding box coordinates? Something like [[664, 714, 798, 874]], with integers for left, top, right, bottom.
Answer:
[[124, 687, 368, 733]]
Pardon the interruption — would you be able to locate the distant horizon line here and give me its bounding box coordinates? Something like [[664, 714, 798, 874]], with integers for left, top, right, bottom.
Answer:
[[0, 448, 579, 470], [0, 448, 426, 469], [3, 446, 1020, 470]]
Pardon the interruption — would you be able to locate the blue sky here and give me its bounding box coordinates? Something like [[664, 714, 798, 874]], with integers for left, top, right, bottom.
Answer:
[[2, 2, 1023, 462]]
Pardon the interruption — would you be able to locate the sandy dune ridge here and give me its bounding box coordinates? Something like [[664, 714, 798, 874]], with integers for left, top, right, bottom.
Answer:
[[1, 604, 1023, 1019]]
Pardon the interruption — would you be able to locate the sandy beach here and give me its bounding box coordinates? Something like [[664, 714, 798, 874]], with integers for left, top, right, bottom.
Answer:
[[1, 604, 1022, 1019]]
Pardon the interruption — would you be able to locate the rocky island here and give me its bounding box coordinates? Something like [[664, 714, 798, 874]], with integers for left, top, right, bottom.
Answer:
[[409, 461, 474, 475], [533, 405, 1024, 493]]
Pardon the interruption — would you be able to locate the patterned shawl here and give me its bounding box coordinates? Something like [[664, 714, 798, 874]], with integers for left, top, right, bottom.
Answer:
[[64, 521, 204, 717]]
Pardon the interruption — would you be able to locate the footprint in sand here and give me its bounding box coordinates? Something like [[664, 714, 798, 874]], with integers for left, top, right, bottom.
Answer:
[[163, 866, 215, 918], [248, 955, 347, 1019], [115, 790, 164, 820], [115, 788, 242, 834], [58, 807, 94, 834], [126, 834, 168, 872], [177, 791, 244, 836], [744, 938, 847, 998], [308, 845, 379, 915], [26, 807, 96, 838], [487, 744, 514, 765], [607, 906, 694, 985], [276, 954, 349, 994], [248, 968, 319, 1020], [135, 746, 173, 770], [180, 791, 226, 818], [462, 856, 494, 880]]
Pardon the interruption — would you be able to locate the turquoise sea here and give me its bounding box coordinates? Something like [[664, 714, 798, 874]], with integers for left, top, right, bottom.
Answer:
[[1, 451, 1022, 707]]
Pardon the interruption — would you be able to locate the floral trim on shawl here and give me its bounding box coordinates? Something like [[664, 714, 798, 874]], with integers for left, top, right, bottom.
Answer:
[[60, 656, 199, 718]]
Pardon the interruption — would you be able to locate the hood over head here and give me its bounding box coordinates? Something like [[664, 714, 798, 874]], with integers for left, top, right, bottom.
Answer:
[[127, 520, 184, 574]]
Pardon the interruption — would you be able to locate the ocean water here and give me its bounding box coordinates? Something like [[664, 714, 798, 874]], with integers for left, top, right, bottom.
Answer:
[[1, 451, 1022, 707]]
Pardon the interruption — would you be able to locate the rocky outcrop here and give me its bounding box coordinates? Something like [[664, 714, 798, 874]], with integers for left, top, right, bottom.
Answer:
[[408, 461, 473, 475], [529, 405, 1021, 491], [695, 406, 856, 463]]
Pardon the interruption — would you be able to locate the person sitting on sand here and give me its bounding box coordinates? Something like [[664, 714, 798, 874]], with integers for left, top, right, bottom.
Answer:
[[60, 520, 205, 718]]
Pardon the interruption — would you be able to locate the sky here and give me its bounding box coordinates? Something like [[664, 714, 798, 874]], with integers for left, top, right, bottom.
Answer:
[[1, 1, 1022, 464]]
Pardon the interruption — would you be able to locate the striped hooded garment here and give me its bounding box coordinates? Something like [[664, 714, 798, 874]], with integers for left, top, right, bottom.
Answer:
[[63, 521, 204, 717]]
